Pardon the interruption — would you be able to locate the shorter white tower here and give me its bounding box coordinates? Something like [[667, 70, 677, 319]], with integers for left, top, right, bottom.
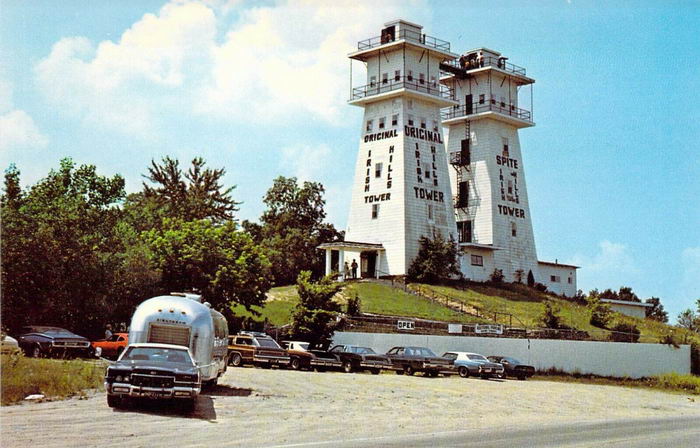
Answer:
[[441, 48, 577, 295]]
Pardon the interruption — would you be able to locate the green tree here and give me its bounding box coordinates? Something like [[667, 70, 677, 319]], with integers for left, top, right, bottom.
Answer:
[[617, 286, 641, 303], [645, 297, 668, 323], [407, 233, 460, 284], [143, 218, 272, 316], [677, 309, 698, 332], [289, 271, 343, 347], [588, 296, 612, 329], [141, 156, 240, 223], [256, 176, 342, 285], [1, 159, 126, 336]]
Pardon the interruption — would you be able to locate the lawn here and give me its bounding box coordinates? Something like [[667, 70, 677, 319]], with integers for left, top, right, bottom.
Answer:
[[1, 354, 107, 405]]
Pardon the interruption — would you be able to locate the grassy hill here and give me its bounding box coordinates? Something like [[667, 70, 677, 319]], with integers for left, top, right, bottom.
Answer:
[[231, 280, 699, 346]]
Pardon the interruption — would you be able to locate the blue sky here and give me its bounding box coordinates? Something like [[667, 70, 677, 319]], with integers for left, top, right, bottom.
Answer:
[[1, 0, 698, 321]]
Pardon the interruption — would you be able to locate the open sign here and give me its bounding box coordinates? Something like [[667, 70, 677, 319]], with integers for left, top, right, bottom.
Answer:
[[397, 320, 415, 331]]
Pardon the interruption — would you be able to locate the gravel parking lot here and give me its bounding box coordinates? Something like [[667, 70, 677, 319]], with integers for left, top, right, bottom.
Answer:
[[2, 367, 699, 447]]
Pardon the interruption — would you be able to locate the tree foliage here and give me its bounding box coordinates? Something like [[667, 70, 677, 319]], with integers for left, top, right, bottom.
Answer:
[[1, 159, 127, 335], [407, 233, 460, 284], [289, 271, 343, 347], [588, 295, 612, 329], [256, 176, 342, 285], [645, 297, 669, 323], [141, 156, 240, 223], [143, 218, 272, 315]]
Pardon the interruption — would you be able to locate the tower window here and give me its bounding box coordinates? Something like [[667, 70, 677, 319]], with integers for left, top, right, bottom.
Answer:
[[375, 162, 383, 178], [508, 180, 513, 195], [457, 220, 473, 243], [370, 76, 376, 87], [408, 115, 414, 126], [568, 277, 572, 284], [407, 70, 413, 82], [500, 96, 506, 107], [502, 137, 509, 157], [366, 120, 373, 132], [424, 165, 431, 179], [382, 73, 388, 84], [432, 120, 439, 132], [419, 73, 425, 85], [471, 255, 483, 266], [511, 222, 517, 237], [427, 204, 433, 220], [430, 75, 437, 87], [550, 275, 561, 283], [394, 70, 401, 81], [407, 99, 413, 110], [372, 204, 379, 219], [392, 114, 398, 126], [379, 117, 385, 129], [420, 118, 426, 129], [479, 94, 485, 104]]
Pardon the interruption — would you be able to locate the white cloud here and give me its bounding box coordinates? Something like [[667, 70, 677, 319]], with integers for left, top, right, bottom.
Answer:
[[34, 0, 429, 136], [0, 78, 12, 113], [279, 143, 331, 182], [567, 240, 639, 292], [0, 109, 49, 152], [34, 1, 217, 137]]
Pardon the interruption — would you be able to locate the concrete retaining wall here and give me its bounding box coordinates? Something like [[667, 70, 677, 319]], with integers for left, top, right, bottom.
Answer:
[[332, 332, 691, 379]]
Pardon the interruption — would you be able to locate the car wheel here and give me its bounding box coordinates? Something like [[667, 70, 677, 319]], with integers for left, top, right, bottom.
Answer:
[[458, 366, 469, 378], [290, 357, 301, 370], [343, 361, 353, 373], [107, 395, 122, 408], [395, 370, 404, 375], [371, 368, 381, 375], [230, 353, 242, 367], [518, 375, 526, 381], [31, 344, 42, 358], [404, 365, 414, 376]]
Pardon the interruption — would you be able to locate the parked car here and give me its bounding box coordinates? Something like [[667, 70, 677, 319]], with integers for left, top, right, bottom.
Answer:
[[104, 343, 200, 409], [282, 341, 342, 371], [487, 356, 535, 380], [442, 352, 504, 379], [17, 326, 93, 358], [329, 344, 391, 374], [385, 346, 454, 376], [228, 332, 290, 368], [92, 333, 129, 359], [1, 333, 20, 354]]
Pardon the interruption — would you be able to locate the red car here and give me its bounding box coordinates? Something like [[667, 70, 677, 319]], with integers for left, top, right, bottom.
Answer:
[[92, 333, 128, 359]]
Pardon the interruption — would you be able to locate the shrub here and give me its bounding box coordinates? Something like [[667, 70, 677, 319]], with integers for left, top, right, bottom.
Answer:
[[540, 302, 562, 329], [609, 322, 640, 342], [527, 270, 535, 287], [489, 268, 504, 284], [407, 233, 460, 284], [514, 269, 524, 283], [589, 298, 612, 328], [533, 282, 548, 293], [346, 293, 361, 316]]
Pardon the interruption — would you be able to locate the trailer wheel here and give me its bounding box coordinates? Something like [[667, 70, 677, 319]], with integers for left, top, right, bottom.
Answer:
[[230, 353, 242, 367]]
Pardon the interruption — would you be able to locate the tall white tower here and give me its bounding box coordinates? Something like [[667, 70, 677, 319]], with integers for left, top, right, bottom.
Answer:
[[341, 20, 459, 277]]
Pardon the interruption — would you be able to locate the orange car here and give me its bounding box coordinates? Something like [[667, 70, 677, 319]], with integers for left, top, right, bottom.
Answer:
[[92, 333, 128, 359]]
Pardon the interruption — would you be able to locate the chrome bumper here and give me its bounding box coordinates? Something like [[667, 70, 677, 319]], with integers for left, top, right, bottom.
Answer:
[[106, 382, 200, 399], [254, 356, 290, 365]]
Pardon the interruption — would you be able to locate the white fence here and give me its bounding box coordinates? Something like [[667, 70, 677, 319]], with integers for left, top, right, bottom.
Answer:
[[332, 332, 691, 379]]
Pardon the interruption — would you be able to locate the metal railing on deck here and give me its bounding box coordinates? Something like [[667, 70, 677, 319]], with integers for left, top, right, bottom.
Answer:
[[442, 101, 532, 122], [442, 56, 527, 76], [357, 29, 450, 52], [351, 76, 454, 102]]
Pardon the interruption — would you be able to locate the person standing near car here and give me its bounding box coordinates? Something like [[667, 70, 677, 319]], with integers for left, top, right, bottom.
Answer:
[[104, 324, 113, 340]]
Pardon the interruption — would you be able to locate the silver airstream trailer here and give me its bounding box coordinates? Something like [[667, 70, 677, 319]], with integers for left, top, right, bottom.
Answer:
[[128, 293, 228, 385]]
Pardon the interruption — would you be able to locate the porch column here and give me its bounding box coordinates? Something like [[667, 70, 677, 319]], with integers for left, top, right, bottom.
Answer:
[[375, 250, 381, 279], [339, 249, 345, 281], [325, 249, 332, 276]]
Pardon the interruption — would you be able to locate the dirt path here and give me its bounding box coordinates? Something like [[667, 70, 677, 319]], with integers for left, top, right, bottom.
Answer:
[[2, 367, 699, 447]]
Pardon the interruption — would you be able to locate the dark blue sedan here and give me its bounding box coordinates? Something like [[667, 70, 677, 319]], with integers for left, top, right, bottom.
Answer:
[[17, 326, 93, 358]]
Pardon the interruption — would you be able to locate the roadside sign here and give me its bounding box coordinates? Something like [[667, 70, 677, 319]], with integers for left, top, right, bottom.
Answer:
[[397, 320, 415, 331], [474, 324, 503, 334], [448, 324, 463, 334]]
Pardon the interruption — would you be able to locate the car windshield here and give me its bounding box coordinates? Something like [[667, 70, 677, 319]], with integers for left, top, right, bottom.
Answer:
[[467, 354, 488, 361], [505, 357, 521, 364], [123, 347, 193, 365], [442, 353, 457, 360], [297, 343, 309, 350], [348, 346, 375, 354], [44, 329, 78, 337], [257, 338, 281, 349], [410, 347, 436, 357]]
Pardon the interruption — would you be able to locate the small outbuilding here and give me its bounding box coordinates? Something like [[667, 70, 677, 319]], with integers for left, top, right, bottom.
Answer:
[[599, 299, 652, 319]]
